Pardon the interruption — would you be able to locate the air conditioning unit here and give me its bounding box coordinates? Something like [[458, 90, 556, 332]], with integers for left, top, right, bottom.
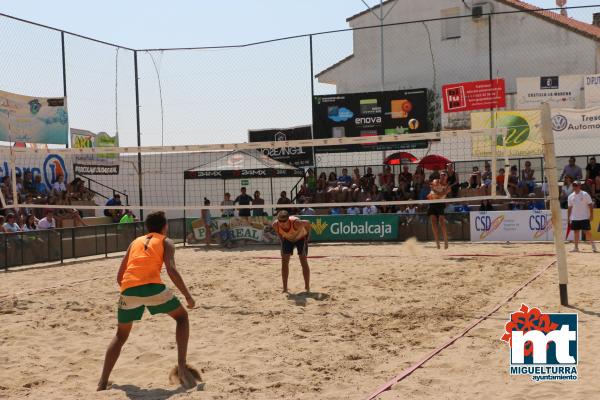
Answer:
[[472, 3, 491, 19]]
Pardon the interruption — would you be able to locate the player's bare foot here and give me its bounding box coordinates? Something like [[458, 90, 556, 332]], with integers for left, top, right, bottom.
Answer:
[[436, 242, 441, 249], [178, 365, 197, 389], [444, 242, 448, 250], [97, 381, 109, 391]]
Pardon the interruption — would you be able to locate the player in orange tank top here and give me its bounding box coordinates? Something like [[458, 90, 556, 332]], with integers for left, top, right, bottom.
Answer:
[[272, 210, 312, 293], [98, 211, 198, 391]]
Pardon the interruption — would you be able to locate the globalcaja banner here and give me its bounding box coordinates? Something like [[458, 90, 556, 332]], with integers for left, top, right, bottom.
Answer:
[[442, 79, 506, 113], [471, 110, 542, 157], [186, 216, 277, 244], [516, 75, 582, 110], [0, 90, 68, 145], [303, 215, 399, 241], [312, 89, 429, 153], [470, 210, 574, 242], [248, 125, 314, 167]]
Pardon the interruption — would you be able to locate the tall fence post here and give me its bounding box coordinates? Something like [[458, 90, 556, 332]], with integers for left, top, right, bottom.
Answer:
[[134, 50, 144, 220], [61, 31, 69, 148]]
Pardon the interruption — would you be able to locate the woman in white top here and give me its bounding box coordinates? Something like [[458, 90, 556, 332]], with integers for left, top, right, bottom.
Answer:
[[22, 214, 38, 232], [3, 213, 21, 233]]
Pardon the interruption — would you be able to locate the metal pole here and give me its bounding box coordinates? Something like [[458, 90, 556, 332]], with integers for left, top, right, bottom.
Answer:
[[183, 178, 187, 246], [380, 0, 384, 91], [541, 103, 569, 306], [270, 177, 274, 215], [488, 14, 493, 82], [61, 31, 69, 148], [134, 50, 144, 220]]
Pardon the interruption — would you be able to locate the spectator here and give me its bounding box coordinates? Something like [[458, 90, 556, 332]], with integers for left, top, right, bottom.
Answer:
[[446, 163, 459, 198], [428, 168, 441, 182], [329, 204, 342, 215], [221, 192, 234, 217], [360, 167, 375, 191], [22, 214, 37, 231], [0, 216, 5, 233], [296, 184, 311, 203], [33, 175, 48, 197], [586, 157, 600, 181], [299, 199, 315, 216], [305, 169, 317, 193], [53, 194, 87, 228], [379, 166, 394, 190], [560, 175, 574, 209], [104, 194, 123, 222], [507, 166, 519, 197], [202, 198, 212, 245], [252, 191, 265, 216], [326, 172, 338, 196], [567, 181, 597, 252], [1, 176, 12, 203], [316, 172, 328, 192], [560, 157, 583, 182], [520, 161, 536, 195], [15, 174, 23, 199], [363, 198, 377, 215], [412, 166, 425, 200], [351, 168, 361, 187], [276, 191, 292, 214], [37, 210, 56, 230], [119, 210, 136, 224], [338, 168, 352, 188], [52, 174, 67, 194], [496, 168, 506, 195], [219, 223, 233, 249], [3, 213, 21, 232], [593, 176, 600, 208], [234, 187, 253, 217], [469, 166, 482, 189], [481, 162, 492, 189], [22, 171, 35, 194], [347, 205, 361, 215], [480, 199, 494, 211], [398, 166, 412, 196]]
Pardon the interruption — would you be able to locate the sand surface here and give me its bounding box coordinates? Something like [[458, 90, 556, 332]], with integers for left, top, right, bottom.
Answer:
[[0, 241, 598, 400]]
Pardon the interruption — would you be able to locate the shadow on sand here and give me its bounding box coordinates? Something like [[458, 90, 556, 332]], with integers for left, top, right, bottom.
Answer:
[[286, 291, 329, 307], [111, 383, 204, 400]]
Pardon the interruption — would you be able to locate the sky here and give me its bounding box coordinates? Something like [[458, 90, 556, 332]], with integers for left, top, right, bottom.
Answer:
[[0, 0, 598, 147]]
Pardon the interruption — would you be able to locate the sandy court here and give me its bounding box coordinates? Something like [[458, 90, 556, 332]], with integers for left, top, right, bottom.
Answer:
[[0, 241, 598, 400]]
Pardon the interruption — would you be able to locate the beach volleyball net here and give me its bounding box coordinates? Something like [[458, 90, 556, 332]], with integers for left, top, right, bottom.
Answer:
[[0, 128, 515, 216]]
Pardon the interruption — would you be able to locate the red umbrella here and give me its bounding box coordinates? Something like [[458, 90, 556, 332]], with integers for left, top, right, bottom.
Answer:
[[418, 154, 452, 170], [384, 152, 417, 165]]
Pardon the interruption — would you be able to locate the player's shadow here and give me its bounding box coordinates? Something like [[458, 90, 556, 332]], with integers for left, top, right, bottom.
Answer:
[[287, 291, 329, 307], [564, 305, 600, 318], [111, 383, 204, 400]]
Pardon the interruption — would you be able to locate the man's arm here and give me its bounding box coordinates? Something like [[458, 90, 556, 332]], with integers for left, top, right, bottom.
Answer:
[[567, 205, 572, 223], [164, 238, 195, 308], [116, 245, 131, 286], [301, 220, 311, 240]]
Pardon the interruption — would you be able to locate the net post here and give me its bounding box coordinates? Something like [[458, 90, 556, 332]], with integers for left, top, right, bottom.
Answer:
[[133, 50, 144, 220], [540, 102, 569, 306], [490, 111, 497, 198]]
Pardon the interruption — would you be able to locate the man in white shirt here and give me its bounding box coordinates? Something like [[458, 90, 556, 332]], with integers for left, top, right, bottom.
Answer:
[[38, 210, 56, 230], [52, 175, 67, 193], [567, 181, 597, 253], [362, 198, 377, 215]]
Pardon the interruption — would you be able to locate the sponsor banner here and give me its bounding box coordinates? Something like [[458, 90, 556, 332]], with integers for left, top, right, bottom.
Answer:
[[516, 75, 582, 110], [312, 89, 429, 153], [584, 74, 600, 108], [304, 215, 399, 241], [551, 106, 600, 137], [184, 168, 304, 179], [73, 164, 119, 175], [71, 128, 118, 161], [0, 90, 68, 145], [187, 216, 276, 243], [470, 210, 574, 242], [442, 79, 506, 113], [0, 153, 69, 190], [591, 209, 600, 241], [471, 110, 542, 157], [248, 125, 314, 167]]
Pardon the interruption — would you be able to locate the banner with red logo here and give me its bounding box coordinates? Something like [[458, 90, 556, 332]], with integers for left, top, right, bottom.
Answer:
[[442, 79, 506, 113]]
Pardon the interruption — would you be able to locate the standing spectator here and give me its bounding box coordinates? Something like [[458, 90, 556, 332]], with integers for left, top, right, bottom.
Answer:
[[22, 214, 37, 231], [520, 161, 536, 195], [276, 191, 292, 214], [446, 163, 459, 198], [560, 157, 583, 182], [560, 175, 574, 209], [52, 174, 67, 194], [567, 181, 597, 252], [305, 169, 317, 194], [234, 187, 253, 217], [38, 210, 56, 229], [593, 176, 600, 208], [585, 157, 600, 181], [201, 198, 212, 245], [252, 191, 265, 216], [221, 192, 234, 217], [362, 198, 378, 215], [3, 213, 21, 232], [104, 194, 123, 222]]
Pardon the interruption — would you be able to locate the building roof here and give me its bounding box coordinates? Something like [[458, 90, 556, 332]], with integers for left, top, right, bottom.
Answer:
[[314, 53, 354, 79], [345, 0, 600, 41]]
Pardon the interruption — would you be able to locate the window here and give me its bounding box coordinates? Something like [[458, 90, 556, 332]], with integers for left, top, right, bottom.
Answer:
[[442, 7, 461, 40]]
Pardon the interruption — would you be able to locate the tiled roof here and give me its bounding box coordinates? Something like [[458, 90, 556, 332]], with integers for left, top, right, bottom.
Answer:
[[314, 53, 354, 78]]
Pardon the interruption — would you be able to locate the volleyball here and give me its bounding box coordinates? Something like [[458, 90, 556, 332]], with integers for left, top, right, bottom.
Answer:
[[408, 118, 419, 130]]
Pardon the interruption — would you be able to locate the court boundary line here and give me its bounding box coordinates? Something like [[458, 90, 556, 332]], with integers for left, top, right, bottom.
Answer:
[[364, 259, 557, 400]]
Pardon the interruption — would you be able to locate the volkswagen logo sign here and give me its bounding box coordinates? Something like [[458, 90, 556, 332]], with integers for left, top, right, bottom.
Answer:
[[552, 114, 568, 132]]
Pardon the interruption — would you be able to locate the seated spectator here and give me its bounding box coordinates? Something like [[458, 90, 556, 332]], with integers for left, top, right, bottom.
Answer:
[[326, 172, 338, 198], [3, 213, 21, 232], [508, 201, 522, 211], [362, 198, 377, 215], [37, 210, 56, 230], [469, 166, 482, 189], [338, 168, 352, 188], [496, 168, 506, 195], [296, 184, 311, 203], [560, 175, 574, 209], [33, 175, 48, 197], [1, 176, 13, 204], [52, 174, 67, 194], [234, 187, 253, 217], [0, 216, 5, 233], [15, 174, 23, 200], [379, 166, 394, 190], [305, 169, 317, 194], [480, 199, 494, 211], [351, 168, 361, 187], [300, 200, 315, 216], [119, 210, 136, 224], [520, 161, 536, 194], [481, 162, 492, 188], [252, 191, 266, 216], [360, 167, 375, 191], [52, 194, 88, 228], [19, 194, 34, 220], [104, 194, 123, 222], [428, 168, 441, 182], [381, 185, 394, 213], [218, 223, 233, 249], [560, 157, 582, 182], [221, 192, 234, 217], [316, 172, 328, 193], [398, 166, 412, 196], [347, 205, 361, 215], [446, 163, 459, 198], [22, 214, 38, 231], [412, 167, 425, 200], [527, 198, 545, 210], [22, 171, 35, 194], [276, 191, 292, 214], [586, 157, 600, 181], [507, 166, 519, 197]]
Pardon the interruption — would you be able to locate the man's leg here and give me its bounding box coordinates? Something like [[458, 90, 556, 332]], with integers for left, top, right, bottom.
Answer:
[[584, 229, 597, 252], [430, 215, 440, 249], [439, 215, 448, 250], [168, 306, 196, 389], [573, 229, 580, 251], [281, 254, 291, 292], [299, 256, 310, 292], [98, 323, 133, 390]]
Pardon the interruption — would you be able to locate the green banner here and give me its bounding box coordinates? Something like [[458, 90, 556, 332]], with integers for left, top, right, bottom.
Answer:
[[304, 215, 399, 241]]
